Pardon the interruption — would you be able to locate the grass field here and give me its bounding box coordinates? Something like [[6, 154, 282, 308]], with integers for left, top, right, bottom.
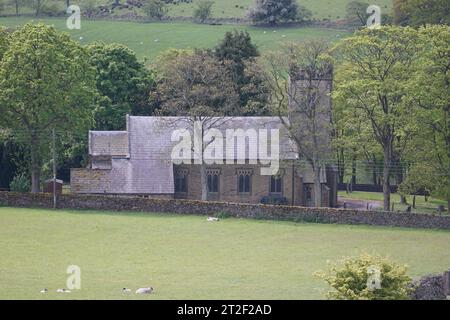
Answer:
[[0, 207, 449, 300], [167, 0, 392, 20], [338, 191, 448, 215], [0, 17, 349, 60], [0, 0, 392, 20]]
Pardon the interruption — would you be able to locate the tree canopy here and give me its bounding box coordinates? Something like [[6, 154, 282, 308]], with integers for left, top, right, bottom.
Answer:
[[0, 23, 97, 192]]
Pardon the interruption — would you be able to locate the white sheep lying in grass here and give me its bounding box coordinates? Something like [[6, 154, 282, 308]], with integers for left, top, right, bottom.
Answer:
[[56, 288, 71, 293], [136, 287, 153, 294]]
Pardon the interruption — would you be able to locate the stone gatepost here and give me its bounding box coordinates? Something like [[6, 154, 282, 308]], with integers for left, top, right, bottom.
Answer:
[[445, 270, 450, 299]]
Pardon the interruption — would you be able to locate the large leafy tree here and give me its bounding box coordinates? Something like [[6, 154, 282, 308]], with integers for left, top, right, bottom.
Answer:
[[259, 40, 334, 207], [402, 25, 450, 212], [142, 0, 168, 21], [345, 1, 370, 26], [214, 31, 270, 116], [87, 42, 155, 130], [332, 26, 420, 211], [155, 51, 239, 200], [0, 24, 97, 192], [247, 0, 300, 26], [393, 0, 450, 26]]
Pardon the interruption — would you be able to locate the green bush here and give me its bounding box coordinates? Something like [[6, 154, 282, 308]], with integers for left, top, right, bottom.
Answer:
[[9, 173, 31, 193], [315, 253, 412, 300]]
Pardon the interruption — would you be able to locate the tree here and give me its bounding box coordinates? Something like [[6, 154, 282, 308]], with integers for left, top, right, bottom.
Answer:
[[393, 0, 450, 26], [345, 1, 369, 26], [193, 0, 214, 23], [155, 51, 239, 200], [403, 25, 450, 212], [214, 31, 271, 115], [87, 42, 155, 131], [260, 40, 333, 207], [0, 24, 97, 192], [247, 0, 299, 26], [142, 0, 168, 21], [30, 0, 45, 17], [332, 26, 420, 211]]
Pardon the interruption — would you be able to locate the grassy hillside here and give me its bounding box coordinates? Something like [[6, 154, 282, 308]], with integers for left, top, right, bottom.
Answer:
[[0, 207, 449, 299], [0, 17, 350, 60], [1, 0, 393, 21], [167, 0, 392, 20]]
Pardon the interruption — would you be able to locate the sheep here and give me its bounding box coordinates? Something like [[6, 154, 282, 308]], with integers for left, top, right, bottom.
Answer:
[[135, 287, 153, 294]]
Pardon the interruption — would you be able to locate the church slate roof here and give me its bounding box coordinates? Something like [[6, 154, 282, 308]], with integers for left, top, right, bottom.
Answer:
[[85, 116, 300, 194]]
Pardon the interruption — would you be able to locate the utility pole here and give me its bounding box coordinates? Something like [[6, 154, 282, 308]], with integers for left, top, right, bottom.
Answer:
[[52, 128, 56, 209]]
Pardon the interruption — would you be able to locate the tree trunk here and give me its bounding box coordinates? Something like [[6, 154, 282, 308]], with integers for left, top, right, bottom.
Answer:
[[396, 163, 407, 204], [200, 163, 208, 201], [15, 0, 19, 16], [30, 134, 41, 193], [351, 155, 357, 185], [383, 147, 391, 211], [35, 0, 42, 17], [313, 164, 322, 207], [66, 0, 70, 8], [413, 195, 416, 209]]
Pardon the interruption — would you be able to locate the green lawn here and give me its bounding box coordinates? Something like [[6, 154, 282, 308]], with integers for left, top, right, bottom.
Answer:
[[0, 207, 449, 300], [338, 191, 448, 215], [0, 17, 350, 60]]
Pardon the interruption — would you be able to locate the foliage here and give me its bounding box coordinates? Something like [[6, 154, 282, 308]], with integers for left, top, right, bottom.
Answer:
[[332, 26, 421, 211], [143, 0, 168, 20], [193, 0, 214, 23], [0, 23, 97, 192], [247, 0, 299, 25], [315, 253, 412, 300], [213, 30, 270, 115], [393, 0, 450, 26], [398, 164, 435, 198], [155, 50, 238, 118], [401, 25, 450, 209], [345, 1, 369, 25], [87, 42, 155, 130], [260, 40, 333, 207], [9, 173, 31, 193], [0, 26, 9, 61]]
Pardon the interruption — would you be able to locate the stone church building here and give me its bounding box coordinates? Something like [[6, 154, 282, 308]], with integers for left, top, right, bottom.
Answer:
[[70, 115, 338, 207], [71, 68, 338, 207]]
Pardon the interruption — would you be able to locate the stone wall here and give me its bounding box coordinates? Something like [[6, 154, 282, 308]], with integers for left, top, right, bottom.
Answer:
[[1, 192, 450, 230]]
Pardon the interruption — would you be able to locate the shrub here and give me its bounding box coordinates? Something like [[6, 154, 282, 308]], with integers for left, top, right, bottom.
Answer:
[[143, 0, 168, 20], [193, 0, 214, 23], [315, 253, 412, 300], [9, 173, 31, 193]]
